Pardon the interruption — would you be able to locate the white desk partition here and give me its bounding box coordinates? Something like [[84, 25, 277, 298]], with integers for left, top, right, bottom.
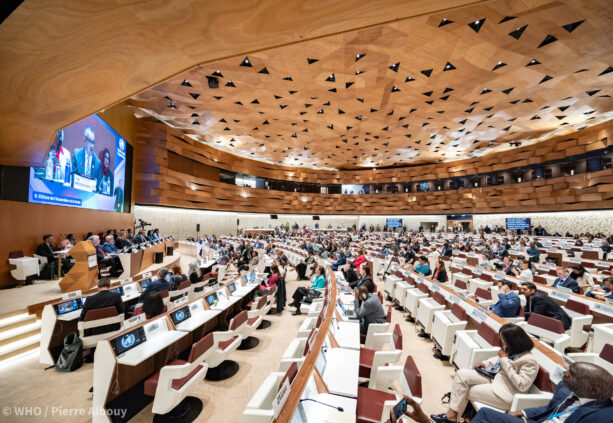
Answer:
[[174, 298, 221, 332], [329, 320, 360, 350], [321, 348, 360, 398]]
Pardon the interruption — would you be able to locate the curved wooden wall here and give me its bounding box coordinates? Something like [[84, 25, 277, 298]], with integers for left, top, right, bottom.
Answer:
[[133, 116, 613, 185]]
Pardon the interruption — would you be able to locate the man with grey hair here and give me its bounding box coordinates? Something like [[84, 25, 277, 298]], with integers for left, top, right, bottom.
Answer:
[[91, 235, 124, 277], [101, 235, 119, 254], [79, 278, 124, 335], [72, 125, 101, 179]]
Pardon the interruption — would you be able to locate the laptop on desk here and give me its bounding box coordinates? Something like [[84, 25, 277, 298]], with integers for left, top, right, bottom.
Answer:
[[338, 302, 358, 320]]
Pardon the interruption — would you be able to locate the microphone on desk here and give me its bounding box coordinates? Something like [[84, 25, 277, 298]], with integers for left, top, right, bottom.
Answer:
[[299, 398, 344, 412]]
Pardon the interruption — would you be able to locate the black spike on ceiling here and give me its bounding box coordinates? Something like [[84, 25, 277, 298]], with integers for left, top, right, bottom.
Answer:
[[467, 18, 486, 33], [325, 73, 335, 82], [181, 79, 192, 87], [443, 61, 456, 71], [345, 82, 354, 88], [562, 20, 585, 33], [389, 62, 400, 72], [240, 57, 252, 67], [355, 53, 366, 62], [526, 58, 541, 66], [258, 67, 269, 74], [499, 16, 517, 23], [438, 18, 453, 27], [307, 58, 318, 64], [189, 92, 200, 99], [420, 69, 433, 77], [539, 75, 553, 84], [586, 89, 600, 96], [538, 34, 557, 48], [509, 25, 528, 40], [492, 61, 506, 71], [501, 87, 514, 94], [405, 76, 415, 82], [599, 66, 613, 76]]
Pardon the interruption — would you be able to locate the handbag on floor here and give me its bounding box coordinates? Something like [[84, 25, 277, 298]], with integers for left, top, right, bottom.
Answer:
[[304, 289, 322, 304]]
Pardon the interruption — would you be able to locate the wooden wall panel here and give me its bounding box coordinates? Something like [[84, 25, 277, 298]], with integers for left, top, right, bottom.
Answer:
[[0, 200, 133, 289]]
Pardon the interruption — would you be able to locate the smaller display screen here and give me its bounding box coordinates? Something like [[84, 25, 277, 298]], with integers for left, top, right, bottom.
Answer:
[[170, 306, 192, 326], [506, 217, 531, 230], [386, 218, 403, 228], [227, 283, 236, 293], [250, 271, 255, 282], [111, 287, 124, 296], [242, 275, 248, 285], [55, 299, 83, 315], [111, 327, 146, 356], [139, 278, 151, 290], [205, 292, 218, 306]]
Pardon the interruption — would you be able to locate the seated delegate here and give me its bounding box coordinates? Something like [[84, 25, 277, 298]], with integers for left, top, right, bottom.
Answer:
[[353, 285, 386, 335], [254, 265, 280, 298], [431, 324, 538, 423], [432, 260, 448, 282], [90, 235, 123, 277], [552, 268, 580, 293], [139, 268, 172, 303], [289, 265, 326, 315], [587, 276, 613, 301], [414, 256, 431, 276], [295, 250, 315, 280], [80, 278, 124, 336], [348, 265, 374, 292], [520, 282, 571, 330], [330, 251, 347, 271], [490, 280, 520, 318]]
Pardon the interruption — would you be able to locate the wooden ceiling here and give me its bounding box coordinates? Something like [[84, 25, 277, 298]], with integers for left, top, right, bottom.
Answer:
[[0, 0, 483, 167], [129, 0, 613, 170]]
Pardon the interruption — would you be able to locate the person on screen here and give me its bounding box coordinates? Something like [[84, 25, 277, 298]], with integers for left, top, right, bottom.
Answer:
[[72, 126, 101, 179], [114, 178, 124, 212], [53, 130, 71, 182], [96, 148, 114, 196]]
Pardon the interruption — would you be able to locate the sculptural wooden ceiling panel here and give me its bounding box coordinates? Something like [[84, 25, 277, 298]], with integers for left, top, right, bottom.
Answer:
[[130, 0, 613, 170]]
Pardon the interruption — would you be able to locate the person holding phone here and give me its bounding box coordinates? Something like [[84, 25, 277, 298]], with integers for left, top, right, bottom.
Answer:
[[430, 324, 538, 423]]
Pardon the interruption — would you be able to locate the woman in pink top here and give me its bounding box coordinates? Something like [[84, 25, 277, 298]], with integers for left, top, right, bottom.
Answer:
[[353, 249, 367, 269], [255, 265, 280, 298]]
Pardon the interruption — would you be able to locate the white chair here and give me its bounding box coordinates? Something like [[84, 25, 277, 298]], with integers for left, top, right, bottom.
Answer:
[[522, 313, 571, 354], [144, 335, 211, 416], [279, 336, 308, 372], [78, 306, 125, 349], [432, 303, 468, 359], [469, 276, 494, 296], [416, 291, 446, 336], [403, 283, 429, 321], [384, 273, 402, 298], [33, 254, 48, 274], [567, 343, 613, 374], [356, 355, 422, 423], [360, 324, 403, 389], [591, 323, 613, 354], [451, 322, 500, 369], [393, 280, 412, 308], [561, 299, 593, 349], [204, 328, 243, 381], [473, 366, 554, 413], [242, 363, 298, 423], [248, 291, 273, 329], [363, 305, 392, 349]]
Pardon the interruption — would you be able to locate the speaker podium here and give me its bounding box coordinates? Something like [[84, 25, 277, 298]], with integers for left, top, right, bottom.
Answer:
[[59, 241, 98, 293]]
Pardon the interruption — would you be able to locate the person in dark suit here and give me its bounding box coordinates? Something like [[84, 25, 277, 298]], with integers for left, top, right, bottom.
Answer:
[[71, 125, 101, 180], [80, 278, 124, 336], [342, 262, 359, 284], [553, 268, 580, 293], [114, 178, 124, 212], [133, 230, 147, 245], [349, 265, 374, 293], [471, 362, 613, 423], [520, 282, 571, 330], [139, 268, 172, 302], [35, 234, 57, 279], [331, 251, 347, 271], [433, 260, 448, 282]]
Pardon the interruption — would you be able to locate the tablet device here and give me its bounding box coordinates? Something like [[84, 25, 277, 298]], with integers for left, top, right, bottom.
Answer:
[[392, 397, 407, 420], [475, 366, 497, 379]]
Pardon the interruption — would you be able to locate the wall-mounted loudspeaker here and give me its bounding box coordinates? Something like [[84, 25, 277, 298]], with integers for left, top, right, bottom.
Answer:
[[271, 215, 278, 219], [196, 224, 200, 232]]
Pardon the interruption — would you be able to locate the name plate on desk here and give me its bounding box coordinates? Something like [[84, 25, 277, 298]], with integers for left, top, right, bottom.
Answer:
[[87, 255, 97, 269], [566, 258, 581, 263], [477, 303, 490, 315], [62, 290, 82, 301], [472, 268, 482, 275], [593, 303, 613, 317], [457, 291, 468, 301], [557, 286, 573, 294], [416, 276, 425, 284], [273, 378, 291, 419], [454, 264, 465, 270], [142, 272, 152, 279], [549, 290, 571, 301], [430, 283, 441, 292], [470, 308, 489, 323], [121, 277, 133, 285], [124, 314, 146, 330], [447, 294, 460, 304], [597, 261, 611, 268], [173, 296, 189, 309]]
